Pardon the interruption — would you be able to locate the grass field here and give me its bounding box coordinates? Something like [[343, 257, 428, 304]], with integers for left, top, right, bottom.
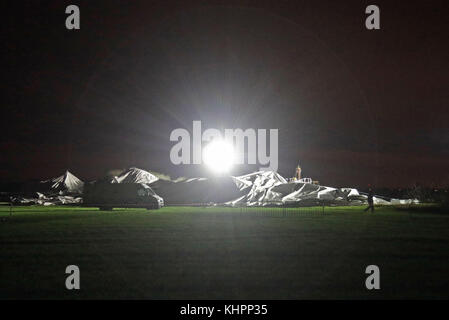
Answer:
[[1, 205, 448, 299]]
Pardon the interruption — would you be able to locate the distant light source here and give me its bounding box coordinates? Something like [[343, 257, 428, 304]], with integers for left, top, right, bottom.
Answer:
[[203, 139, 235, 174]]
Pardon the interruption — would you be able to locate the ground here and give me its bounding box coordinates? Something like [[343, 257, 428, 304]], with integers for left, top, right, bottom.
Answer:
[[1, 205, 448, 299]]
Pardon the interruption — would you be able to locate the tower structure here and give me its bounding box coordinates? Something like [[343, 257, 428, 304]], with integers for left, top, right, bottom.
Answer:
[[295, 164, 302, 180]]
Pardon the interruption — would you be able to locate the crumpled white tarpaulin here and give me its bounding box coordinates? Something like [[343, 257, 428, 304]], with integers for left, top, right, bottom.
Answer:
[[12, 192, 82, 206], [225, 171, 417, 207], [13, 171, 84, 205], [111, 167, 159, 185]]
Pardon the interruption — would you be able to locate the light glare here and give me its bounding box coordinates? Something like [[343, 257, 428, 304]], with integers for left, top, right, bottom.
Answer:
[[203, 140, 235, 174]]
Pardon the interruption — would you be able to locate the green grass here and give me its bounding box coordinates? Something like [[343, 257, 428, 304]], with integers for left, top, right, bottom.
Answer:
[[1, 205, 448, 299]]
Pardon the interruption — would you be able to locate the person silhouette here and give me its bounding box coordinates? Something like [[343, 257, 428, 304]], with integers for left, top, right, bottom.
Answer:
[[364, 188, 374, 212]]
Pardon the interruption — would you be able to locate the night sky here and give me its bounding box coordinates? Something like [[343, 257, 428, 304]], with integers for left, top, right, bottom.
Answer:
[[2, 0, 449, 188]]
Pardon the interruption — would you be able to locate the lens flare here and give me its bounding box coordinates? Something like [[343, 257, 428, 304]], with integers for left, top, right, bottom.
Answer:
[[203, 140, 235, 174]]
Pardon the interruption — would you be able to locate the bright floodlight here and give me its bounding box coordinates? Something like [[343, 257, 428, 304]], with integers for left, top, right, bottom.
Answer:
[[203, 139, 235, 174]]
